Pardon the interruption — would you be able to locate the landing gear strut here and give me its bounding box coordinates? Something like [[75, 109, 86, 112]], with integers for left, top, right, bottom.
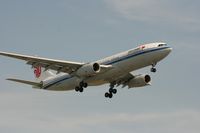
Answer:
[[105, 84, 117, 99], [75, 81, 88, 93], [151, 63, 157, 73]]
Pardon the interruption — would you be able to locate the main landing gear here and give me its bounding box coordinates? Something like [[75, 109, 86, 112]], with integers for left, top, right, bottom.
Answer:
[[75, 81, 88, 93], [151, 63, 157, 73], [105, 84, 117, 99]]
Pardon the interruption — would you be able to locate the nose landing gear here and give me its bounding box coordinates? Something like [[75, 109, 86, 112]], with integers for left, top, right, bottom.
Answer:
[[151, 67, 157, 73], [151, 63, 157, 73]]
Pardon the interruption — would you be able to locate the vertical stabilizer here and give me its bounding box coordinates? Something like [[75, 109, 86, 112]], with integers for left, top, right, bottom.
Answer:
[[33, 66, 55, 82]]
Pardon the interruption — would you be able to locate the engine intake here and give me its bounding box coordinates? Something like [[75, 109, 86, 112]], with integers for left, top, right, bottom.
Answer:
[[93, 63, 100, 72], [76, 62, 100, 77], [128, 74, 151, 88]]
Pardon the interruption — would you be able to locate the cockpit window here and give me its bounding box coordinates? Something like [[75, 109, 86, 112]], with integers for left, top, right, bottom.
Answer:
[[158, 44, 167, 47]]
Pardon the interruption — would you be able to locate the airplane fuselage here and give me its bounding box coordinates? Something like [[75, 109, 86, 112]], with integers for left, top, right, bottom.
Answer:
[[43, 42, 172, 91]]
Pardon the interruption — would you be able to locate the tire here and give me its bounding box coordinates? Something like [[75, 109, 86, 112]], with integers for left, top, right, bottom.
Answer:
[[75, 87, 79, 92], [112, 89, 117, 94], [83, 83, 88, 88], [151, 68, 157, 73], [105, 92, 109, 98], [79, 82, 84, 87], [79, 87, 84, 92], [108, 93, 113, 98], [109, 88, 113, 93]]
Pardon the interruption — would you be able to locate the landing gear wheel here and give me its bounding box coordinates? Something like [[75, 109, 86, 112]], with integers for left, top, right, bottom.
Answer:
[[151, 68, 157, 73], [79, 87, 84, 92], [109, 88, 113, 93], [108, 93, 113, 98], [79, 82, 84, 87], [151, 63, 157, 73], [105, 92, 113, 98], [75, 87, 80, 92], [80, 81, 88, 88], [109, 88, 117, 94], [112, 89, 117, 94], [105, 92, 110, 98], [83, 83, 88, 88]]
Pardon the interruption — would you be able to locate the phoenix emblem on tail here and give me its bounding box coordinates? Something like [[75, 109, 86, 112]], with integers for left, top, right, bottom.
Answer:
[[34, 66, 41, 78]]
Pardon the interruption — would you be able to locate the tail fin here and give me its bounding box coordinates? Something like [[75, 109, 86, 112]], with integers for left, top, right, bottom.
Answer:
[[33, 66, 55, 82]]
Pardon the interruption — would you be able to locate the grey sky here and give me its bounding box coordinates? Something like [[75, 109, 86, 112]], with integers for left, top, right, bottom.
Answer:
[[0, 0, 199, 133]]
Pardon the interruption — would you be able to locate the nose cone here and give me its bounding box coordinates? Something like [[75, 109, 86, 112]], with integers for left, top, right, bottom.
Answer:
[[167, 47, 172, 54], [154, 46, 172, 62], [164, 47, 172, 57]]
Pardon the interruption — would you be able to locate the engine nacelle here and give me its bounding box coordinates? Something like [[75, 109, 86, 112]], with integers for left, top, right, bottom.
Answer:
[[128, 75, 151, 88], [76, 63, 100, 77]]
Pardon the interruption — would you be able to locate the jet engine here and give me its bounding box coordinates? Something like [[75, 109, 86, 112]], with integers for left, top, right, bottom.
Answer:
[[128, 75, 151, 88], [76, 63, 100, 77]]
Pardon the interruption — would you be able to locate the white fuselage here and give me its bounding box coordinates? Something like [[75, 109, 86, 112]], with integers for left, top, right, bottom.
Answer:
[[43, 43, 172, 91]]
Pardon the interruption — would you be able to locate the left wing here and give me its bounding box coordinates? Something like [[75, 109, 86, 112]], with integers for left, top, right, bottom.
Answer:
[[0, 51, 84, 74], [7, 78, 42, 88]]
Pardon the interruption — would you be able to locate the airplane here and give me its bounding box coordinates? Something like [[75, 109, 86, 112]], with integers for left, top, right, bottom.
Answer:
[[0, 42, 172, 98]]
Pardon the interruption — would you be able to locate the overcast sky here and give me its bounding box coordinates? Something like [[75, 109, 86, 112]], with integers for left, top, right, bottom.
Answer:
[[0, 0, 200, 133]]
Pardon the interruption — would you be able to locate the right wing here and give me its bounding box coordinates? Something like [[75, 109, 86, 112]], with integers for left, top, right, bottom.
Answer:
[[108, 73, 134, 88], [0, 51, 84, 74], [109, 73, 151, 88]]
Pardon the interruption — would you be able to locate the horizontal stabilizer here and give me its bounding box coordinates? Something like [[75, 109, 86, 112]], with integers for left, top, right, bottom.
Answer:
[[6, 78, 42, 88]]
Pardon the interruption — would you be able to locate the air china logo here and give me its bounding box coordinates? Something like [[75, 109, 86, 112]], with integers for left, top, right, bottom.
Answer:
[[140, 45, 145, 50], [34, 66, 42, 78]]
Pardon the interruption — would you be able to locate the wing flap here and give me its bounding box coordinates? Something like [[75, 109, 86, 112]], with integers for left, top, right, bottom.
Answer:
[[7, 78, 42, 88]]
